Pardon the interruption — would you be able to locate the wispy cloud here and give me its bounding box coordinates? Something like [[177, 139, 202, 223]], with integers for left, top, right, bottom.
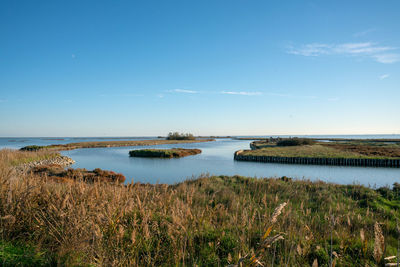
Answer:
[[267, 92, 337, 101], [354, 28, 376, 37], [99, 93, 143, 97], [221, 91, 262, 96], [288, 43, 332, 57], [373, 54, 400, 64], [379, 74, 390, 80], [267, 92, 317, 99], [287, 42, 399, 63], [170, 89, 198, 94]]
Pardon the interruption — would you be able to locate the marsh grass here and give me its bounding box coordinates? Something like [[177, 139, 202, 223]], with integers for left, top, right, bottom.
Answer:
[[129, 148, 201, 158], [0, 149, 60, 166], [1, 149, 400, 266], [242, 144, 400, 159]]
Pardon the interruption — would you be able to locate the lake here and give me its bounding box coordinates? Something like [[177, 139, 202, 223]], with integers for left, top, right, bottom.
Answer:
[[1, 136, 399, 187]]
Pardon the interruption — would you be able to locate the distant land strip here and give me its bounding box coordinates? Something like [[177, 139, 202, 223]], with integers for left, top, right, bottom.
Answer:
[[27, 139, 215, 151]]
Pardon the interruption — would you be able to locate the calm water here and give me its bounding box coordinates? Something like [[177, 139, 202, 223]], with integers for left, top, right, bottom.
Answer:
[[2, 136, 400, 187], [60, 138, 400, 187]]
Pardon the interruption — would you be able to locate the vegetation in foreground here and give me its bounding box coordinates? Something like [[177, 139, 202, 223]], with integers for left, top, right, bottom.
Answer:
[[129, 148, 201, 158], [1, 150, 400, 266]]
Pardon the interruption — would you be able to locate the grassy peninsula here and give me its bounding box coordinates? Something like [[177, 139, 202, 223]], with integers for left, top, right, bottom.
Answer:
[[242, 138, 400, 160], [129, 148, 201, 158], [241, 144, 400, 159], [1, 149, 400, 266]]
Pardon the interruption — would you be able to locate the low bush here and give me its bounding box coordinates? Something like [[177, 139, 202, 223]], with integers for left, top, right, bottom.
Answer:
[[20, 145, 45, 151], [277, 138, 316, 146], [166, 132, 195, 140], [30, 164, 126, 183]]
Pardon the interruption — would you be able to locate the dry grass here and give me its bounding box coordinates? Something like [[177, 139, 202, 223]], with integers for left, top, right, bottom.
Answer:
[[322, 143, 400, 158], [242, 144, 400, 159], [1, 150, 400, 266], [0, 148, 60, 166]]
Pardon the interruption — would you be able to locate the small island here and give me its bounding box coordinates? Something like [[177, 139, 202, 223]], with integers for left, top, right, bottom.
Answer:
[[129, 148, 201, 158]]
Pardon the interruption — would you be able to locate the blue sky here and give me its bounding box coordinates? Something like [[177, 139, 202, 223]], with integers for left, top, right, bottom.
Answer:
[[1, 0, 399, 136]]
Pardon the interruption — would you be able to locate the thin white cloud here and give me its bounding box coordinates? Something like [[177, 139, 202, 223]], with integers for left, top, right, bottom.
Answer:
[[221, 91, 262, 96], [267, 92, 317, 99], [287, 43, 331, 56], [353, 28, 376, 37], [99, 93, 143, 97], [267, 92, 337, 101], [373, 54, 400, 64], [379, 74, 390, 80], [71, 54, 76, 59], [288, 42, 399, 63], [170, 89, 198, 94], [120, 93, 144, 97], [334, 42, 393, 54]]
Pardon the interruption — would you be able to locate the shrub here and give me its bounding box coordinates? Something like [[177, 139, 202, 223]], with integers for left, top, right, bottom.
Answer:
[[20, 145, 45, 151], [166, 132, 195, 140], [277, 138, 315, 146], [31, 165, 126, 183]]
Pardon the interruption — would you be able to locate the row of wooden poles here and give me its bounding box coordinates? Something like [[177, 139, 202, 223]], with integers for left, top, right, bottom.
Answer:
[[234, 151, 400, 168]]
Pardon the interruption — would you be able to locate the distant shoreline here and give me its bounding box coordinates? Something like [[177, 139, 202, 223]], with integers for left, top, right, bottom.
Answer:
[[28, 139, 215, 151]]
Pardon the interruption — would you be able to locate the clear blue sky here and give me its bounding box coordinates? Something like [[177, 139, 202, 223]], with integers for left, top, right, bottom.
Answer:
[[1, 0, 399, 137]]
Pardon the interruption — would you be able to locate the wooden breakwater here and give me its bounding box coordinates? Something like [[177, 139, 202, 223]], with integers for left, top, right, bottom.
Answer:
[[234, 150, 400, 168]]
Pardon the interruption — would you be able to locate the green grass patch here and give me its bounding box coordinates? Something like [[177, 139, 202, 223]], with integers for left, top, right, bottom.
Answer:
[[0, 241, 50, 266], [129, 148, 201, 158]]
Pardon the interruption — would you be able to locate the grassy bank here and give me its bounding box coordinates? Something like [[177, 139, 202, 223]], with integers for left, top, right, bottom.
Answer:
[[1, 151, 400, 266], [21, 139, 214, 151], [129, 148, 201, 158], [242, 144, 400, 160], [0, 148, 60, 166]]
